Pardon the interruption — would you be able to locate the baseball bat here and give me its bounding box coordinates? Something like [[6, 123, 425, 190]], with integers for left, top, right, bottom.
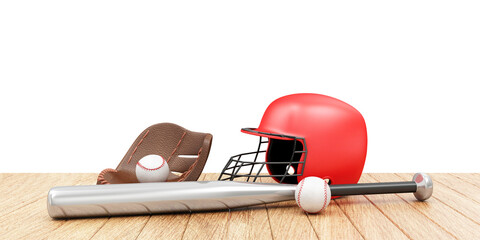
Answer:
[[47, 173, 432, 219]]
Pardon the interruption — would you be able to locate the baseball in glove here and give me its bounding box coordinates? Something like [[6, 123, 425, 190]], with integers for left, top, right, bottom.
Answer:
[[97, 123, 213, 184]]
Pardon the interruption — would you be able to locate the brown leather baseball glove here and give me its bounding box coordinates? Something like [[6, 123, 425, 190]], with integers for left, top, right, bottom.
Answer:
[[97, 123, 213, 184]]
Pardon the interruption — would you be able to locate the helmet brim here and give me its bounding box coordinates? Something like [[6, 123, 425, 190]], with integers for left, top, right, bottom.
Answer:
[[241, 128, 298, 141]]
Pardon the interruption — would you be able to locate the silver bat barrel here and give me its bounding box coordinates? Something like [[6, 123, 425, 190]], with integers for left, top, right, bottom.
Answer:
[[47, 181, 296, 218]]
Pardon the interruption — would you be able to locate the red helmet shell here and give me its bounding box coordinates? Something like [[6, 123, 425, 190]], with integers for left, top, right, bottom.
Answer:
[[242, 93, 367, 185]]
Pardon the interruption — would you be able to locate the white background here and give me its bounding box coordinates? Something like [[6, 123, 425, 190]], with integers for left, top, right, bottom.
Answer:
[[1, 1, 479, 173]]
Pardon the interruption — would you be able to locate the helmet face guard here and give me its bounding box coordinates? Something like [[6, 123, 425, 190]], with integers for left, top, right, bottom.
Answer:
[[218, 128, 307, 184]]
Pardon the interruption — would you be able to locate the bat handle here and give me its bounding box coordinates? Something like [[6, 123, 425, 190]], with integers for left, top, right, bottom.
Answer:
[[329, 173, 433, 201]]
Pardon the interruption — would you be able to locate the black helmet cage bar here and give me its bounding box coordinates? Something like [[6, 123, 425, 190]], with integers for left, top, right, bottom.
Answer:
[[218, 128, 307, 183]]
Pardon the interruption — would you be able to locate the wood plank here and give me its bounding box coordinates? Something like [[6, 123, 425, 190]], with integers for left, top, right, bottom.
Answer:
[[0, 173, 95, 214], [45, 218, 109, 240], [0, 173, 96, 216], [224, 203, 272, 240], [0, 174, 96, 239], [225, 202, 272, 239], [0, 173, 13, 184], [90, 216, 151, 240], [277, 173, 364, 239], [0, 173, 29, 184], [0, 173, 43, 215], [260, 177, 318, 240], [43, 174, 109, 240], [135, 174, 206, 240], [450, 173, 480, 187], [219, 174, 272, 240], [370, 173, 480, 239], [396, 173, 480, 225], [3, 173, 479, 239], [307, 200, 364, 240], [430, 173, 480, 204], [334, 174, 408, 240], [361, 174, 454, 239], [182, 173, 230, 240], [49, 174, 207, 240], [137, 213, 191, 240]]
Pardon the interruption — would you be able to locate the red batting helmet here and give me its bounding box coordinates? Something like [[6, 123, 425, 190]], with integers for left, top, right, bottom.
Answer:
[[219, 93, 368, 185]]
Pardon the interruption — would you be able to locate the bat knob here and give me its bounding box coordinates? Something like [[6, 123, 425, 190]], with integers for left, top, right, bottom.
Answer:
[[412, 173, 433, 201]]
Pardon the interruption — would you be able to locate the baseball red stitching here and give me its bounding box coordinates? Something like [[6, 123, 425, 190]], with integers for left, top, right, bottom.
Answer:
[[300, 179, 329, 214], [297, 179, 306, 211], [321, 180, 328, 211], [127, 130, 150, 164], [137, 158, 166, 171], [309, 180, 328, 214]]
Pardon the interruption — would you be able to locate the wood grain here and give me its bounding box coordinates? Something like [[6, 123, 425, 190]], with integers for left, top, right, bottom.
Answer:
[[197, 174, 272, 240], [1, 173, 479, 239], [0, 173, 95, 239], [182, 174, 230, 240], [370, 173, 480, 239], [260, 177, 319, 240], [450, 173, 480, 187], [0, 173, 94, 216], [430, 173, 480, 204], [334, 174, 409, 240], [361, 174, 454, 239], [307, 200, 364, 240], [45, 218, 108, 240], [397, 173, 480, 225], [90, 216, 150, 239], [42, 174, 109, 240], [137, 213, 191, 240], [136, 174, 206, 240], [224, 190, 272, 240], [224, 206, 272, 240]]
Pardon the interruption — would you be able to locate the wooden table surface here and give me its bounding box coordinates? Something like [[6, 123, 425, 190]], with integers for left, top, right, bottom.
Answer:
[[1, 173, 479, 239]]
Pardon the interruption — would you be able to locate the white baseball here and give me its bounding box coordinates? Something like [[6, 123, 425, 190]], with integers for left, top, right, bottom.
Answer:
[[135, 154, 170, 183], [295, 177, 331, 213]]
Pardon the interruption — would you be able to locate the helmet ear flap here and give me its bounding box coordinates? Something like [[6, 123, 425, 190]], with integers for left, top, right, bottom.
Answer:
[[266, 138, 304, 184]]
